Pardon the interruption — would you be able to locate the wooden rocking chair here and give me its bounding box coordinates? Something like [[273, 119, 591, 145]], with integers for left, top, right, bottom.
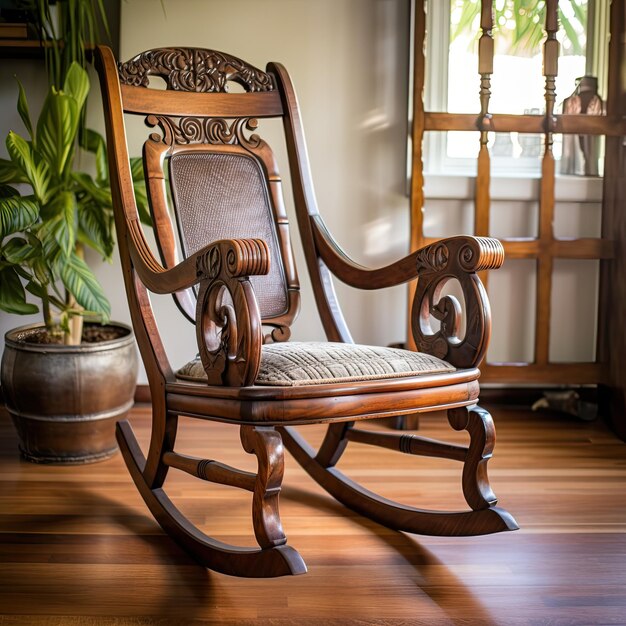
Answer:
[[96, 45, 518, 578]]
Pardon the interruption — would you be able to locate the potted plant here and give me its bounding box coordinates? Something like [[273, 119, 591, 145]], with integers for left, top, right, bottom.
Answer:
[[0, 0, 147, 463]]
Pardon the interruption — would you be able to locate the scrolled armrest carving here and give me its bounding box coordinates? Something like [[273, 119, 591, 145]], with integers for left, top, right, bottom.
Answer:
[[411, 236, 504, 369], [195, 239, 270, 386]]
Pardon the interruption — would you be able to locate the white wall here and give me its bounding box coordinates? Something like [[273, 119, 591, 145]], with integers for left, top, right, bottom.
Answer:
[[0, 0, 601, 384], [0, 0, 411, 383]]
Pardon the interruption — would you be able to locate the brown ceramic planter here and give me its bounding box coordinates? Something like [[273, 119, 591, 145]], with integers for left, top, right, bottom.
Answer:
[[1, 322, 138, 464]]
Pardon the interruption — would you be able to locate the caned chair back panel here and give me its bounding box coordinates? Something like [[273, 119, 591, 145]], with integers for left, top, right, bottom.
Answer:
[[117, 47, 299, 330], [169, 149, 288, 318]]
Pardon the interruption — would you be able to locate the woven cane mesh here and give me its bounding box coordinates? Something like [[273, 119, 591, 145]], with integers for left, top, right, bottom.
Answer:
[[169, 152, 288, 318]]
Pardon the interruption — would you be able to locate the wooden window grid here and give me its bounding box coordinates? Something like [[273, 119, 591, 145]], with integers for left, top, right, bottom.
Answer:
[[408, 0, 626, 386]]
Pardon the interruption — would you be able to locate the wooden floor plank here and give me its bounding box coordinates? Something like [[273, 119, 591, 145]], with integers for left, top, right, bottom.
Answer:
[[0, 404, 625, 625]]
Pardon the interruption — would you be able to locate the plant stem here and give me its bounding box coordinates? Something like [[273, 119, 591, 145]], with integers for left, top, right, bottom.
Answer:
[[66, 243, 85, 345], [42, 289, 53, 333]]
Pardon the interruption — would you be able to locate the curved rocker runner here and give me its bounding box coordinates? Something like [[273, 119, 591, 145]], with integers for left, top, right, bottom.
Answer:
[[97, 44, 518, 578]]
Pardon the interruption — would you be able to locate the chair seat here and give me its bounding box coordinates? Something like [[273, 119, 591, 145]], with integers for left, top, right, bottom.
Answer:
[[177, 341, 455, 386]]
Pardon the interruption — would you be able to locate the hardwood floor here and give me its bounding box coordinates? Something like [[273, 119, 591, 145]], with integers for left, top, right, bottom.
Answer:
[[0, 403, 625, 625]]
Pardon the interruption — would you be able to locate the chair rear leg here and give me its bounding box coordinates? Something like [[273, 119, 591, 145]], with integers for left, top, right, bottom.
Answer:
[[280, 406, 518, 537]]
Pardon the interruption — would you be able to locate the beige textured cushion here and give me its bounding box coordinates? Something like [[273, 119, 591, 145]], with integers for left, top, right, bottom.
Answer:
[[177, 342, 455, 386]]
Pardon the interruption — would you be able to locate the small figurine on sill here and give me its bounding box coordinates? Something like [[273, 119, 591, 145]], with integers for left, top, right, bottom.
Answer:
[[560, 75, 604, 176]]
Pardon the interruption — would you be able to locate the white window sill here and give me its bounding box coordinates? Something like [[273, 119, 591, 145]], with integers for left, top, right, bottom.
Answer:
[[423, 173, 603, 203]]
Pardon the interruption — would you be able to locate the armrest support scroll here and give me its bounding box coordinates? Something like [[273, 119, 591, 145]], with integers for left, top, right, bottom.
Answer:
[[411, 237, 504, 369], [194, 238, 270, 387]]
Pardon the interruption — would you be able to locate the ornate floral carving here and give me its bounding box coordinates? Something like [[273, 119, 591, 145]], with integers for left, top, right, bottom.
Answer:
[[415, 242, 449, 273], [118, 47, 274, 92], [197, 246, 222, 280], [146, 115, 262, 148]]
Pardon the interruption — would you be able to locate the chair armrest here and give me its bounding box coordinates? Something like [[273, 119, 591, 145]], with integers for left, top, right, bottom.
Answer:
[[194, 238, 269, 387], [311, 214, 503, 368], [311, 214, 503, 289], [127, 222, 269, 295]]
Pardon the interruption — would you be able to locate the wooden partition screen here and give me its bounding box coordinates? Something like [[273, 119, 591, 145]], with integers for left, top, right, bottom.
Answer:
[[409, 0, 626, 435]]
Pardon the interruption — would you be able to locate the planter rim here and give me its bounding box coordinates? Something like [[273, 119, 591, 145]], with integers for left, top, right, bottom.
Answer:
[[4, 322, 135, 354]]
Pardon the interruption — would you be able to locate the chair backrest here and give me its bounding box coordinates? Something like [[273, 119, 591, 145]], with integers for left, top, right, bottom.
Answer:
[[97, 45, 356, 383], [110, 47, 303, 334]]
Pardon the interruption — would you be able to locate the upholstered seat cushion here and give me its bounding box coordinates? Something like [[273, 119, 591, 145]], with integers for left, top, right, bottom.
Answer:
[[177, 342, 455, 386]]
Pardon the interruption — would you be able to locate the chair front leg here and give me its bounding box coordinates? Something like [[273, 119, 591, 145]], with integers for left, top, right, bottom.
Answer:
[[448, 405, 498, 510], [240, 425, 287, 549]]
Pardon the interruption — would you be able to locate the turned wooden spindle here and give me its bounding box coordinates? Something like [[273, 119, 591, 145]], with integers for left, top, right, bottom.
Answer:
[[475, 0, 495, 293], [536, 0, 559, 366], [475, 0, 494, 238], [407, 0, 427, 352]]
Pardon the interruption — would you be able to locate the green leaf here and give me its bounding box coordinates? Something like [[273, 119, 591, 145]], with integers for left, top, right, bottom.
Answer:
[[38, 190, 77, 260], [130, 157, 145, 182], [2, 237, 37, 264], [0, 266, 39, 315], [560, 11, 584, 56], [16, 79, 34, 139], [130, 157, 152, 226], [25, 279, 48, 300], [0, 194, 39, 239], [80, 128, 108, 183], [63, 62, 90, 111], [5, 132, 49, 201], [77, 201, 114, 260], [60, 252, 110, 320], [36, 89, 79, 179], [72, 171, 112, 206], [0, 158, 29, 185]]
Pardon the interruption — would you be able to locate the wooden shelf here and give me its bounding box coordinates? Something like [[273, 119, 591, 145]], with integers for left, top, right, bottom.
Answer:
[[0, 38, 46, 58]]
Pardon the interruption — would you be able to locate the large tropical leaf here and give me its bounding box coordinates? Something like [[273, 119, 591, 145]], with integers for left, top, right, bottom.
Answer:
[[1, 236, 38, 264], [37, 190, 77, 260], [36, 89, 79, 180], [80, 128, 108, 184], [63, 62, 90, 112], [72, 171, 112, 206], [60, 251, 111, 320], [77, 199, 114, 260], [0, 266, 39, 314], [451, 0, 587, 56], [5, 132, 49, 201], [0, 194, 39, 239], [129, 157, 152, 226], [0, 158, 29, 185], [16, 79, 34, 140]]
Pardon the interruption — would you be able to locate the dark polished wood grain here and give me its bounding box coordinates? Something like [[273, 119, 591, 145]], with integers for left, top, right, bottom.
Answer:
[[96, 43, 515, 577], [0, 404, 624, 624]]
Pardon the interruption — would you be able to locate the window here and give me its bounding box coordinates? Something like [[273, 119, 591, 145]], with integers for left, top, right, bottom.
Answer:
[[422, 0, 607, 176]]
